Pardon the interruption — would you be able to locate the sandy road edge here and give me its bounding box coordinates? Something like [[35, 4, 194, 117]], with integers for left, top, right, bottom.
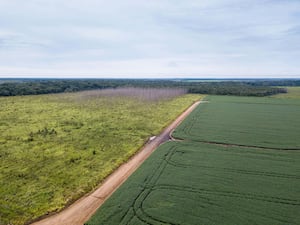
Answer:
[[31, 100, 202, 225]]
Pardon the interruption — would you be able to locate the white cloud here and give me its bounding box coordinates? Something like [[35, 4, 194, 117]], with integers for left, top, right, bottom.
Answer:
[[0, 0, 300, 78]]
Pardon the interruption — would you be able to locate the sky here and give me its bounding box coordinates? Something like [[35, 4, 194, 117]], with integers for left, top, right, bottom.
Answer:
[[0, 0, 300, 79]]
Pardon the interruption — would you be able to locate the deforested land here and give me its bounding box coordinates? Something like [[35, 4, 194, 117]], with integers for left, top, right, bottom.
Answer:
[[0, 87, 201, 225]]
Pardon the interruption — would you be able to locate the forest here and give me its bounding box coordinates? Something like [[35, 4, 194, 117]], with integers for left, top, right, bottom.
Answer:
[[0, 79, 295, 97]]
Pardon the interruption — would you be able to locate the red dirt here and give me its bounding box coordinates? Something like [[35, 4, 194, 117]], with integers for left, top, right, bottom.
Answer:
[[31, 100, 201, 225]]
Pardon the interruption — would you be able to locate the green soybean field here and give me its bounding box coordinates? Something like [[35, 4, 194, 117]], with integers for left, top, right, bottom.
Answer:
[[173, 96, 300, 149], [87, 95, 300, 225]]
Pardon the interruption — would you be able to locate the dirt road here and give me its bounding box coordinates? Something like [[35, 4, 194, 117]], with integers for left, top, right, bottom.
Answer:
[[31, 100, 201, 225]]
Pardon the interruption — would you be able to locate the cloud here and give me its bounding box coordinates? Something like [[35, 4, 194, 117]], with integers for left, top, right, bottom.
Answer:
[[0, 0, 300, 78]]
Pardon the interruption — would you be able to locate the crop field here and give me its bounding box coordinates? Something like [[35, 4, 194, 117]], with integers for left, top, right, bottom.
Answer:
[[87, 95, 300, 225], [0, 88, 201, 225], [86, 141, 300, 225], [173, 96, 300, 149]]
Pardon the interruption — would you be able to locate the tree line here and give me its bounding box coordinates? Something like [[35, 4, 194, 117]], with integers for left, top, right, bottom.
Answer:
[[0, 79, 295, 97]]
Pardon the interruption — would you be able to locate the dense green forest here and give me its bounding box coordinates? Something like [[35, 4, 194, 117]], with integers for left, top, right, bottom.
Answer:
[[0, 79, 297, 97]]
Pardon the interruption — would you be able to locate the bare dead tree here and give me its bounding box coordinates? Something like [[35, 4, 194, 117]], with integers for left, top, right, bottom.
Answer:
[[75, 88, 187, 102]]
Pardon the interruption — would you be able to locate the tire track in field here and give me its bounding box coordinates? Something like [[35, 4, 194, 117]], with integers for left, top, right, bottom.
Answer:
[[121, 144, 177, 225], [170, 133, 300, 151], [137, 186, 296, 225], [178, 139, 300, 151]]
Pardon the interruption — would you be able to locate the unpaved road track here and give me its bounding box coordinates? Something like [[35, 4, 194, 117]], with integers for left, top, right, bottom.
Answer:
[[31, 100, 201, 225]]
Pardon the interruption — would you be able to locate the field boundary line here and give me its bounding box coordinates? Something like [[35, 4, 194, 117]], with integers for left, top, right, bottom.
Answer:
[[30, 100, 202, 225], [169, 137, 300, 151], [174, 139, 300, 151]]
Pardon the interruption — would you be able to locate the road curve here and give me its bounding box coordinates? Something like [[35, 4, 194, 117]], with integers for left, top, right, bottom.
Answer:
[[31, 100, 201, 225]]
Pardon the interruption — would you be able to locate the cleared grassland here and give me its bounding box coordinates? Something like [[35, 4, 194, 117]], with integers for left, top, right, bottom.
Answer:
[[0, 88, 201, 225], [87, 95, 300, 225], [173, 96, 300, 149], [86, 141, 300, 225], [272, 86, 300, 99]]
